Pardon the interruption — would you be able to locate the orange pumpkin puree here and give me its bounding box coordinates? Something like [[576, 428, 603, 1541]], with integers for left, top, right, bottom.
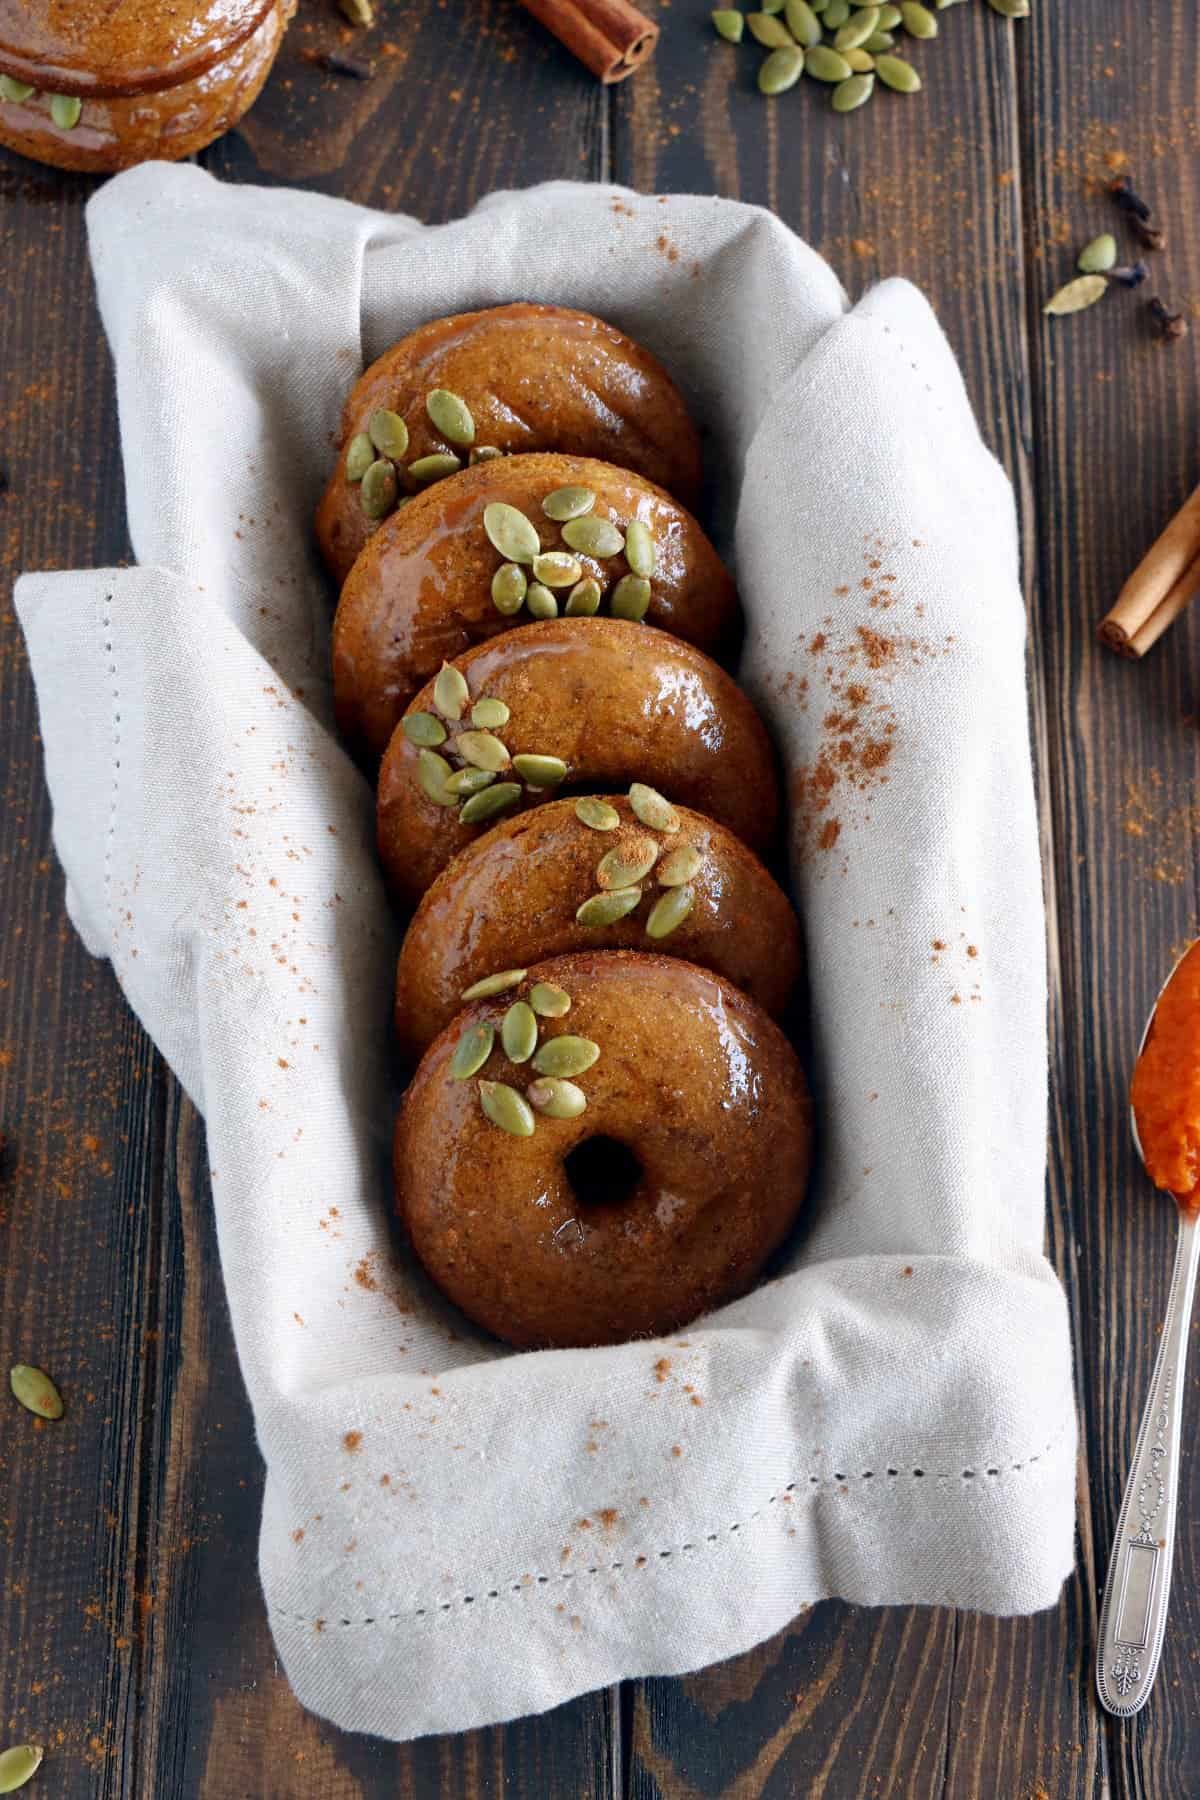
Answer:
[[1131, 939, 1200, 1208]]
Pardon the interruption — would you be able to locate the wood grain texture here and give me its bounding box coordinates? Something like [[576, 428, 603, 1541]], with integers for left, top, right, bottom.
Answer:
[[1, 0, 1199, 1791]]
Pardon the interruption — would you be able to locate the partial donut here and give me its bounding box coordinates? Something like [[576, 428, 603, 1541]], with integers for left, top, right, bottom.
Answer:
[[315, 303, 704, 585], [332, 451, 736, 759], [394, 951, 813, 1348], [377, 618, 780, 906], [394, 796, 801, 1061]]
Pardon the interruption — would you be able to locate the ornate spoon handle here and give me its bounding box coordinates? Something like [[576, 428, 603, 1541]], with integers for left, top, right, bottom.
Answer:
[[1097, 1207, 1200, 1716]]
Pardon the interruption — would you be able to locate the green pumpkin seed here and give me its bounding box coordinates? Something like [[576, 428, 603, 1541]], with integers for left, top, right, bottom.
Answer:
[[747, 11, 794, 44], [402, 711, 447, 747], [575, 797, 621, 831], [460, 782, 522, 825], [360, 459, 398, 519], [368, 409, 410, 460], [470, 445, 504, 464], [658, 844, 704, 886], [462, 968, 526, 1000], [624, 519, 656, 577], [512, 753, 568, 788], [629, 782, 680, 833], [986, 0, 1029, 12], [0, 76, 35, 103], [417, 748, 457, 807], [576, 888, 643, 927], [526, 583, 559, 619], [483, 501, 541, 564], [445, 767, 496, 796], [844, 46, 875, 68], [1077, 233, 1117, 274], [864, 28, 894, 45], [596, 836, 659, 889], [528, 1078, 587, 1119], [530, 982, 572, 1018], [876, 2, 900, 21], [479, 1080, 535, 1138], [491, 562, 528, 615], [433, 661, 470, 720], [834, 5, 880, 48], [822, 0, 849, 24], [456, 730, 511, 772], [409, 453, 462, 482], [542, 485, 596, 521], [784, 0, 823, 43], [450, 1020, 495, 1080], [759, 25, 802, 72], [610, 574, 652, 621], [762, 0, 785, 11], [562, 515, 625, 559], [0, 1745, 43, 1793], [49, 94, 81, 128], [531, 1035, 601, 1077], [471, 696, 511, 729], [532, 551, 583, 588], [804, 41, 852, 77], [711, 8, 745, 39], [832, 71, 874, 109], [344, 433, 375, 482], [425, 389, 476, 447], [501, 1000, 538, 1063], [646, 884, 695, 940], [9, 1364, 63, 1420], [565, 577, 602, 616], [874, 51, 919, 87], [898, 0, 936, 32], [1044, 274, 1108, 316]]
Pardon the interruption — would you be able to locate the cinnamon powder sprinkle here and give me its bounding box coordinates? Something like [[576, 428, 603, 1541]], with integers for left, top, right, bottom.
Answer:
[[342, 1430, 363, 1453]]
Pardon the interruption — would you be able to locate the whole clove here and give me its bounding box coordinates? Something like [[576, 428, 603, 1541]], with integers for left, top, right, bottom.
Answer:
[[1109, 173, 1151, 222], [1148, 297, 1189, 344], [1106, 260, 1149, 289]]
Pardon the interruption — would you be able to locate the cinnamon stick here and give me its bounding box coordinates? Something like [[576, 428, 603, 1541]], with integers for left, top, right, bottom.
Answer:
[[518, 0, 659, 82], [1098, 480, 1200, 657]]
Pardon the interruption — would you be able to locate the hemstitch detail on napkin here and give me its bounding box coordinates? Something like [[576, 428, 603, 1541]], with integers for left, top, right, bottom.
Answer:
[[268, 1429, 1073, 1631]]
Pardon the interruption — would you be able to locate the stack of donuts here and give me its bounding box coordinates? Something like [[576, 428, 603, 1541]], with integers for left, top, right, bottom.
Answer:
[[318, 303, 813, 1350]]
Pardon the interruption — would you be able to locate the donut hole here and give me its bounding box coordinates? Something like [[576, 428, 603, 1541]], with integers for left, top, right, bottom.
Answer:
[[563, 1136, 643, 1209]]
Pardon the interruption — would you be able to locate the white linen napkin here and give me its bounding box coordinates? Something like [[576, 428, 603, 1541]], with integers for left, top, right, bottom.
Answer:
[[15, 165, 1076, 1744]]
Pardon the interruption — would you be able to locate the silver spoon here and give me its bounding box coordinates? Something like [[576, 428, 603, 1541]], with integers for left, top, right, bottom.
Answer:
[[1097, 949, 1200, 1717]]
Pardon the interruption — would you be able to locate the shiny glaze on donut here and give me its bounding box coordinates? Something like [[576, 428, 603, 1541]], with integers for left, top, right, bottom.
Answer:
[[315, 305, 704, 586], [394, 796, 801, 1061], [376, 618, 780, 905], [394, 951, 812, 1348], [333, 451, 736, 757]]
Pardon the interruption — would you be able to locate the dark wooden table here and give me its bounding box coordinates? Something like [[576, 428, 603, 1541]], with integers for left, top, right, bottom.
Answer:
[[1, 0, 1198, 1793]]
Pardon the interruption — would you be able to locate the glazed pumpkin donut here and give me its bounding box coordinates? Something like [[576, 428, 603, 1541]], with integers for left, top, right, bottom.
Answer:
[[377, 618, 780, 906], [394, 796, 801, 1061], [333, 451, 737, 757], [0, 0, 292, 173], [394, 951, 812, 1348], [315, 303, 704, 586]]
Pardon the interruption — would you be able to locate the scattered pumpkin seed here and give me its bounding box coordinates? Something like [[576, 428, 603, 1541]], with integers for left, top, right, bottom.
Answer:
[[512, 753, 568, 787], [9, 1364, 62, 1421], [479, 1080, 535, 1137], [876, 1, 900, 21], [501, 1000, 538, 1063], [402, 711, 447, 747], [459, 781, 522, 824], [562, 515, 625, 558], [483, 501, 541, 564], [425, 389, 475, 447], [747, 10, 795, 44], [49, 94, 81, 129], [470, 445, 504, 464], [624, 519, 656, 577], [1077, 233, 1118, 274], [409, 453, 462, 482], [805, 41, 852, 77], [762, 0, 785, 11], [344, 433, 375, 482], [712, 8, 745, 39], [874, 51, 920, 86], [898, 0, 936, 33], [834, 5, 880, 48], [527, 1078, 587, 1120], [576, 888, 643, 928], [491, 562, 528, 616], [832, 70, 874, 108], [0, 1745, 43, 1793], [575, 797, 621, 832], [1044, 274, 1108, 316], [462, 969, 527, 1001], [445, 767, 496, 796], [526, 583, 559, 619], [646, 884, 696, 939], [597, 837, 659, 888], [822, 0, 850, 24], [864, 27, 894, 45], [629, 782, 680, 833], [471, 696, 511, 729], [0, 76, 35, 103], [986, 0, 1029, 12], [433, 661, 470, 720], [368, 409, 409, 460], [658, 844, 704, 886], [456, 730, 511, 772], [610, 574, 652, 621], [844, 46, 875, 68], [760, 37, 804, 84], [360, 459, 398, 519], [532, 551, 583, 588], [450, 1020, 495, 1080], [531, 1035, 601, 1077], [784, 0, 823, 43], [564, 577, 602, 616], [530, 982, 572, 1017], [542, 485, 596, 521], [339, 0, 373, 21], [417, 748, 457, 807]]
